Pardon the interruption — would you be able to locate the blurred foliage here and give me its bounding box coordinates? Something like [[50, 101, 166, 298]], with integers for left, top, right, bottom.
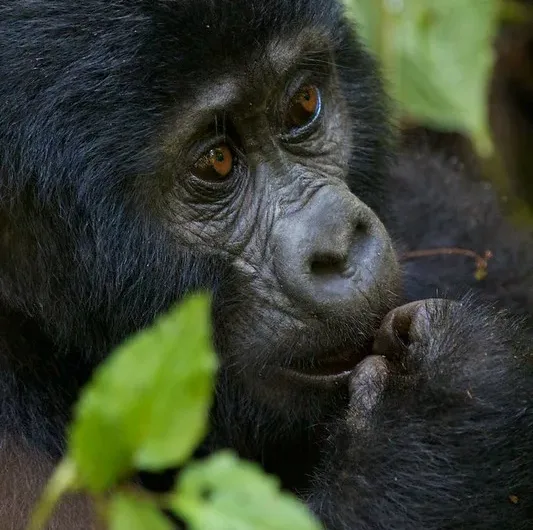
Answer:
[[345, 0, 500, 156], [29, 295, 322, 530]]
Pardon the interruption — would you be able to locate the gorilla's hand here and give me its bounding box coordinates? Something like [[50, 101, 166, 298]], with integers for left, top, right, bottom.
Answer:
[[347, 299, 457, 431], [309, 299, 533, 530], [372, 299, 446, 363]]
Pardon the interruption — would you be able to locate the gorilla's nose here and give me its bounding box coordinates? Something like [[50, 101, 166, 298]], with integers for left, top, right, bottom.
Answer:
[[273, 185, 392, 315]]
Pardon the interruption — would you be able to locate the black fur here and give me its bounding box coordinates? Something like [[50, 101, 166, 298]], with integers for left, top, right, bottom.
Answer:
[[0, 1, 532, 529]]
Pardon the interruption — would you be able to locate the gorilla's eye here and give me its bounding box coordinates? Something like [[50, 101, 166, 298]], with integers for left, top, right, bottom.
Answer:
[[192, 144, 234, 181], [284, 85, 321, 134]]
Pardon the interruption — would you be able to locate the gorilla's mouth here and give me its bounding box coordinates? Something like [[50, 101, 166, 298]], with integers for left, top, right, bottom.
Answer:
[[279, 349, 366, 386]]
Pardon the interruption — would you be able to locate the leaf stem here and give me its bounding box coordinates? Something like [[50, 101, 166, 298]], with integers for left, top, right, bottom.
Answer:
[[27, 457, 78, 530]]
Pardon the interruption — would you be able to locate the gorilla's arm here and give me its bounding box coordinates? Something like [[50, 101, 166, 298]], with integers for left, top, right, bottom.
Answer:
[[307, 299, 533, 530]]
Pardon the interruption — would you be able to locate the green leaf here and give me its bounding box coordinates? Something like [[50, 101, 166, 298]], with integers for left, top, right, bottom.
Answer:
[[347, 0, 382, 54], [171, 452, 323, 530], [346, 0, 499, 156], [108, 493, 173, 530], [68, 293, 217, 491]]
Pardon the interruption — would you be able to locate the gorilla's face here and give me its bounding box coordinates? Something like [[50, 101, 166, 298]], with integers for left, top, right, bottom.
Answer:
[[0, 0, 399, 423], [151, 14, 400, 415]]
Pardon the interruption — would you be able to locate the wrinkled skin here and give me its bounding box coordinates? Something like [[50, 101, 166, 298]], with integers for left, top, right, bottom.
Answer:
[[0, 0, 532, 529]]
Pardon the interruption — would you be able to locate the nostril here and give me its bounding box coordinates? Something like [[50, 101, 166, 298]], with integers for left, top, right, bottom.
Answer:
[[309, 253, 348, 276], [355, 221, 366, 234]]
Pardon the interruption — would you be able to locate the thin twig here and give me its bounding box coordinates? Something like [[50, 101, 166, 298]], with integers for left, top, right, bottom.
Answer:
[[400, 248, 493, 280]]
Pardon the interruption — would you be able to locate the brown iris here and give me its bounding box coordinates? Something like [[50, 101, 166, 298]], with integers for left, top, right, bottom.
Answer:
[[285, 85, 320, 131], [192, 144, 233, 181]]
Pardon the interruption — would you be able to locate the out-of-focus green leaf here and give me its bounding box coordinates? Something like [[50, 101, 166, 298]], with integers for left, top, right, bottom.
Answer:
[[171, 451, 323, 530], [108, 493, 173, 530], [68, 293, 216, 491], [346, 0, 499, 155]]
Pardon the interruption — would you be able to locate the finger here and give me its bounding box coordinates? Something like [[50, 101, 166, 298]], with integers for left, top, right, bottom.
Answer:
[[347, 355, 389, 431]]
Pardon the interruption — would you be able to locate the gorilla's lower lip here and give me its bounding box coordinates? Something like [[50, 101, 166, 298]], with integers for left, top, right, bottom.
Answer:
[[295, 355, 362, 375], [275, 366, 352, 389], [277, 352, 364, 386]]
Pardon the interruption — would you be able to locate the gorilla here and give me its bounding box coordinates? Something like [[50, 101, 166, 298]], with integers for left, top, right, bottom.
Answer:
[[0, 0, 532, 528]]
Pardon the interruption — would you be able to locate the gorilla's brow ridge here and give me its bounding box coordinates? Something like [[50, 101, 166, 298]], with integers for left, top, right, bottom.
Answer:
[[167, 34, 332, 140]]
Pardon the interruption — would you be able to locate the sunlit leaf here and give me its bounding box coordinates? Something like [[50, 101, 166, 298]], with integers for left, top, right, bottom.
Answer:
[[171, 452, 322, 530], [68, 293, 216, 491], [109, 493, 173, 530]]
